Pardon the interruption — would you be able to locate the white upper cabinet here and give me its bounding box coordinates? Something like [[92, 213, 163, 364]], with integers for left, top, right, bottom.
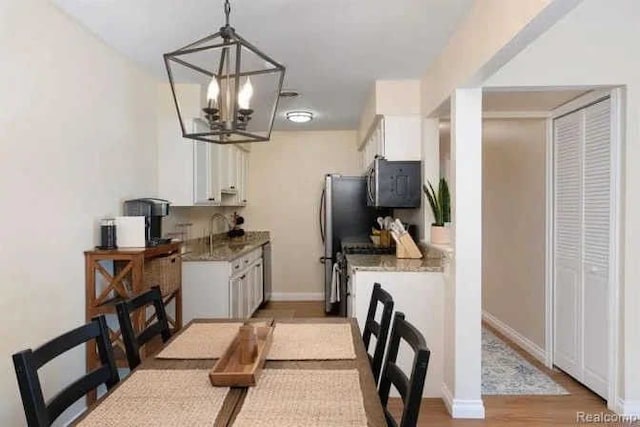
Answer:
[[218, 144, 249, 206], [157, 82, 249, 207], [359, 114, 421, 173], [237, 148, 249, 206], [208, 142, 222, 204], [357, 80, 422, 173], [220, 145, 237, 194]]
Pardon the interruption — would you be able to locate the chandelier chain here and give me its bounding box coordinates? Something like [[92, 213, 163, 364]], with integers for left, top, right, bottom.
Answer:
[[224, 0, 231, 26]]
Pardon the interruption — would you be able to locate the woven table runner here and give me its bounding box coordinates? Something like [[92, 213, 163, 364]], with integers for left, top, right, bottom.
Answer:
[[77, 370, 228, 426], [156, 322, 241, 359], [266, 323, 356, 360], [233, 369, 366, 427]]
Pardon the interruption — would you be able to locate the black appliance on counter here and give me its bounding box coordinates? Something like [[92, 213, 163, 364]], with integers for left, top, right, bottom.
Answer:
[[319, 175, 390, 314], [123, 198, 171, 247], [366, 157, 422, 208]]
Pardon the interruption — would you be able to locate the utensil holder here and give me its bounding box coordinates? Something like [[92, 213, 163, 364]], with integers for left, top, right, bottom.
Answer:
[[380, 230, 391, 248]]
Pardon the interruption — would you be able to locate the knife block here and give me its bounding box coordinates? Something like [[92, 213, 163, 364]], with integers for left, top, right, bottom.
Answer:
[[395, 233, 422, 259]]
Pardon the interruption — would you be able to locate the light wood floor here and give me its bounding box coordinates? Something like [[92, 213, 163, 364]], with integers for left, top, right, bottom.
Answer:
[[254, 301, 622, 426]]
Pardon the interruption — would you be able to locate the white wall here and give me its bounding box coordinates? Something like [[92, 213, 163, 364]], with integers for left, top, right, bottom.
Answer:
[[482, 119, 547, 349], [244, 131, 360, 297], [163, 206, 244, 241], [484, 0, 640, 411], [0, 1, 159, 425], [357, 80, 422, 145], [419, 0, 572, 116]]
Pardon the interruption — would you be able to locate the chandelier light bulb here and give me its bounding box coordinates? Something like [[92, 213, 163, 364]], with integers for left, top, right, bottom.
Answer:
[[207, 76, 220, 105], [238, 78, 254, 110]]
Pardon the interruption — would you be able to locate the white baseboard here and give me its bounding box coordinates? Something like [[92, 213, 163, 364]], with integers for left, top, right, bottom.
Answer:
[[270, 292, 324, 302], [616, 398, 640, 416], [482, 310, 547, 365], [441, 383, 485, 419]]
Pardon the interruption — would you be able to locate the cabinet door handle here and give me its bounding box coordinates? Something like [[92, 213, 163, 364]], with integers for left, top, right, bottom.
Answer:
[[244, 259, 249, 264], [208, 197, 216, 201], [235, 265, 240, 270], [240, 274, 246, 280]]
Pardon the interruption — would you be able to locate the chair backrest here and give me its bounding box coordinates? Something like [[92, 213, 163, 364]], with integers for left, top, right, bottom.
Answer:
[[362, 282, 394, 383], [12, 315, 120, 427], [378, 312, 430, 427], [116, 286, 171, 370]]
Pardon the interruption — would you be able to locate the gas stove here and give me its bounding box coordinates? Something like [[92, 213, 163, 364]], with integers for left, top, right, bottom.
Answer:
[[341, 243, 395, 255]]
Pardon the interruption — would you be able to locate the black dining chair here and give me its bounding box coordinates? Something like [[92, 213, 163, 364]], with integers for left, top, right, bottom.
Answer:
[[362, 282, 394, 384], [378, 312, 430, 427], [116, 286, 171, 370], [12, 315, 120, 427]]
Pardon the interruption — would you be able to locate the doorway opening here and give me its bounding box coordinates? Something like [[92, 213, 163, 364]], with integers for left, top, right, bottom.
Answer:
[[440, 86, 622, 405]]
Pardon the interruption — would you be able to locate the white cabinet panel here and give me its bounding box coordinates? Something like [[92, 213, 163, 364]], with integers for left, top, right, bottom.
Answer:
[[383, 116, 421, 161], [350, 270, 444, 397], [182, 262, 230, 323], [230, 275, 244, 318], [193, 141, 210, 204], [254, 260, 264, 312], [209, 142, 222, 204], [218, 145, 249, 207]]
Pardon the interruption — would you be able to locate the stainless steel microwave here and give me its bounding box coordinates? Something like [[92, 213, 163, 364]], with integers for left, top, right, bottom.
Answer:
[[366, 157, 422, 208]]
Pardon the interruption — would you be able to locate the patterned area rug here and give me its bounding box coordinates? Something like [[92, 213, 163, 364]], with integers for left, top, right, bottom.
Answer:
[[482, 328, 569, 395]]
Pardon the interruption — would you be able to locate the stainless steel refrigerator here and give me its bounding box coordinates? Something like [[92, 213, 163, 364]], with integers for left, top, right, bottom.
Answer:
[[319, 174, 387, 314]]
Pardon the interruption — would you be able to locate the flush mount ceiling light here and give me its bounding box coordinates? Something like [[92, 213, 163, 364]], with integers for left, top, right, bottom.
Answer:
[[163, 0, 285, 144], [286, 111, 314, 123], [279, 90, 300, 98]]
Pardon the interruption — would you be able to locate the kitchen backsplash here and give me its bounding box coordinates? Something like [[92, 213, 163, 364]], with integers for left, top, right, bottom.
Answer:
[[163, 206, 246, 240]]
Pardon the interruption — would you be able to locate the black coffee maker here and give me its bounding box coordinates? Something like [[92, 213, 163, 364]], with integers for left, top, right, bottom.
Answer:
[[123, 198, 171, 247]]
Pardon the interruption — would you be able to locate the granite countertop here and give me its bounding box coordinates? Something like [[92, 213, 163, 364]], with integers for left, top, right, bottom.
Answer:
[[181, 231, 270, 262], [346, 247, 444, 273]]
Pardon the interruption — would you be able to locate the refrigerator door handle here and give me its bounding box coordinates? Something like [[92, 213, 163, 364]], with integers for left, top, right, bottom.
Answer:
[[319, 188, 326, 243]]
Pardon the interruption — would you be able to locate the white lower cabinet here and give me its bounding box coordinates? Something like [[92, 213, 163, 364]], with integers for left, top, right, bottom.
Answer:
[[253, 260, 264, 313], [183, 247, 264, 322], [348, 267, 444, 397], [230, 275, 244, 318]]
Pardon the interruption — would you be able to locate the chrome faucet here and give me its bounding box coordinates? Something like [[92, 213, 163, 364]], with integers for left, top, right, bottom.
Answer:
[[209, 213, 233, 249]]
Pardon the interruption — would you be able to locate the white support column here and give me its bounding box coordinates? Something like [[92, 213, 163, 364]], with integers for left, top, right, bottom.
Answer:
[[422, 118, 440, 243], [442, 88, 484, 419]]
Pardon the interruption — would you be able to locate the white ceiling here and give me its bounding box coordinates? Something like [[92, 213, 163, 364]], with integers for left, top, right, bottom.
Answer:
[[51, 0, 472, 130]]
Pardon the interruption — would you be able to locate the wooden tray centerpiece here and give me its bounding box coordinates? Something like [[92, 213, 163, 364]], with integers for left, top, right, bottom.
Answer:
[[209, 322, 274, 387]]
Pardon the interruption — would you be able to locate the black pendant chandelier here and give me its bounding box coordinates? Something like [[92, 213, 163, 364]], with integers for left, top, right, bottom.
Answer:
[[163, 0, 285, 144]]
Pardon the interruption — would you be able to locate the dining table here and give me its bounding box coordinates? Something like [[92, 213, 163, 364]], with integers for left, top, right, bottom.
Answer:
[[75, 317, 387, 426]]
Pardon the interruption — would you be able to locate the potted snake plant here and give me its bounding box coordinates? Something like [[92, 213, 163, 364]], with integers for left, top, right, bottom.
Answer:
[[423, 178, 451, 245]]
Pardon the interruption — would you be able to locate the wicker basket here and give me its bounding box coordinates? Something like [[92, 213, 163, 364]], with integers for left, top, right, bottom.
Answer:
[[144, 253, 181, 297]]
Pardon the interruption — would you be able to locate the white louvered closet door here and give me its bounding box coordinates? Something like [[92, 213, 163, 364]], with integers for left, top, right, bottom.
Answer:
[[582, 98, 611, 398], [553, 111, 583, 381], [553, 97, 612, 399]]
